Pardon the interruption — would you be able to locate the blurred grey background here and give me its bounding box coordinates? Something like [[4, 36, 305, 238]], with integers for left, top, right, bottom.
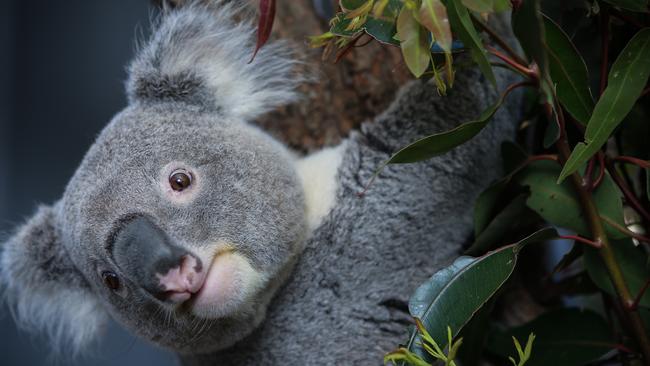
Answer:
[[0, 1, 178, 365]]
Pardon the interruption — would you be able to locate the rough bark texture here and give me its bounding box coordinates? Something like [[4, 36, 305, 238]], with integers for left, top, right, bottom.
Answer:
[[253, 0, 412, 152]]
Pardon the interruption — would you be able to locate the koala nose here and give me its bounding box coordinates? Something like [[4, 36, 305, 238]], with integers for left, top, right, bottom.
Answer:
[[112, 215, 205, 304]]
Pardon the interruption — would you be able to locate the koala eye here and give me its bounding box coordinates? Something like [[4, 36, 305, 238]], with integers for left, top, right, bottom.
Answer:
[[102, 271, 120, 291], [169, 169, 192, 192]]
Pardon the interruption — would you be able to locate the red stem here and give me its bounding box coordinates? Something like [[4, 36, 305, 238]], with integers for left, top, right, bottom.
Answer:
[[614, 156, 650, 169], [560, 235, 602, 248], [486, 46, 536, 79], [630, 279, 650, 311]]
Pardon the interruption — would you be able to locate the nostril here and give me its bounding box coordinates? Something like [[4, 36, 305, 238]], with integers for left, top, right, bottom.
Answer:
[[156, 254, 206, 304]]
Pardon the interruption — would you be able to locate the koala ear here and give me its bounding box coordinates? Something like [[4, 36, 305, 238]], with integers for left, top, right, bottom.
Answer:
[[127, 1, 302, 121], [0, 204, 107, 355]]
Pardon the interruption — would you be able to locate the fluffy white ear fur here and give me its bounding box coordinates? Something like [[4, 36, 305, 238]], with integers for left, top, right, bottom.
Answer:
[[0, 204, 107, 356], [127, 0, 302, 121]]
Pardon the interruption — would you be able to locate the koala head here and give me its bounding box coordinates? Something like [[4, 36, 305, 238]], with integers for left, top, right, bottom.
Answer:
[[1, 1, 308, 355]]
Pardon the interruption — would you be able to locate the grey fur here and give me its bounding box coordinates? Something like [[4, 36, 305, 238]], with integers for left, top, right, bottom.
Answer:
[[0, 1, 521, 364]]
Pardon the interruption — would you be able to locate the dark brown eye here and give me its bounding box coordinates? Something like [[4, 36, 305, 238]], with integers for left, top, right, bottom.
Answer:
[[102, 271, 120, 290], [169, 170, 192, 191]]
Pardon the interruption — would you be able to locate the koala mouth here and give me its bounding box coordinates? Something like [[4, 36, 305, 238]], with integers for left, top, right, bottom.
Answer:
[[188, 250, 263, 319], [157, 246, 263, 319]]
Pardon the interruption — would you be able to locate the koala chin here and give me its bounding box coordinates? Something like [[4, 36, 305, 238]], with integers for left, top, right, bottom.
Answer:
[[0, 0, 522, 364]]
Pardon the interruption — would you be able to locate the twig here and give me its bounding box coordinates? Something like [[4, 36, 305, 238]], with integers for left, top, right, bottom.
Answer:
[[471, 13, 528, 67], [486, 46, 536, 79], [614, 156, 650, 169], [559, 235, 602, 248], [630, 279, 650, 311], [601, 215, 650, 245]]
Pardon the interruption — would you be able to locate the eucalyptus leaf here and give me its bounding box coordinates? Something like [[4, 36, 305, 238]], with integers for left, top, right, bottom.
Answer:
[[384, 81, 523, 165], [516, 160, 627, 239], [406, 228, 559, 360], [559, 28, 650, 182], [418, 0, 453, 53], [447, 0, 496, 87], [487, 308, 614, 366], [396, 7, 431, 77], [467, 195, 533, 256], [543, 15, 594, 124], [584, 239, 650, 307], [512, 0, 548, 76]]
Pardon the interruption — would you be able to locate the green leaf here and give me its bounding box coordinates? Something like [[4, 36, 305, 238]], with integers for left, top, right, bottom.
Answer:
[[473, 142, 529, 238], [602, 0, 649, 12], [385, 81, 522, 165], [447, 0, 496, 87], [461, 0, 511, 13], [418, 0, 453, 53], [516, 160, 627, 239], [558, 28, 650, 182], [512, 0, 548, 77], [473, 180, 510, 237], [543, 15, 594, 124], [396, 7, 431, 77], [406, 228, 559, 360], [468, 195, 533, 256], [584, 238, 650, 308], [487, 308, 614, 366]]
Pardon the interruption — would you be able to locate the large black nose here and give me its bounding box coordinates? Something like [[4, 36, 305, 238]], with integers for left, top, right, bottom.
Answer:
[[112, 216, 202, 302]]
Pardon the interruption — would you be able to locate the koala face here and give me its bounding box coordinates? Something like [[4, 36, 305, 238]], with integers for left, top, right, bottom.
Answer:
[[57, 103, 306, 352], [1, 1, 308, 355]]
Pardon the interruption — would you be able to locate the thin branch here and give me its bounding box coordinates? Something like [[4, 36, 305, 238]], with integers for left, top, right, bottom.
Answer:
[[471, 14, 528, 66], [614, 156, 650, 169], [631, 279, 650, 311], [560, 235, 602, 248], [486, 46, 536, 79], [601, 215, 650, 244]]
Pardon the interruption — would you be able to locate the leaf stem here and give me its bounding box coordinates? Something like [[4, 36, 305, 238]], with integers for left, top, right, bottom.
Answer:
[[470, 14, 528, 67], [486, 46, 536, 79], [613, 156, 650, 169], [559, 235, 602, 248]]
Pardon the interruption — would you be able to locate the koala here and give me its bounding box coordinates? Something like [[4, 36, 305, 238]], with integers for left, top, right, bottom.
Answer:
[[0, 1, 521, 365]]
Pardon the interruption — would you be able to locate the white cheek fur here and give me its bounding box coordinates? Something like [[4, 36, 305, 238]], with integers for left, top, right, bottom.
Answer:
[[158, 161, 202, 204]]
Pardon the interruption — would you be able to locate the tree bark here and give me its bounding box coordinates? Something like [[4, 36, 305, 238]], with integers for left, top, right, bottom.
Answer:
[[253, 0, 413, 152]]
